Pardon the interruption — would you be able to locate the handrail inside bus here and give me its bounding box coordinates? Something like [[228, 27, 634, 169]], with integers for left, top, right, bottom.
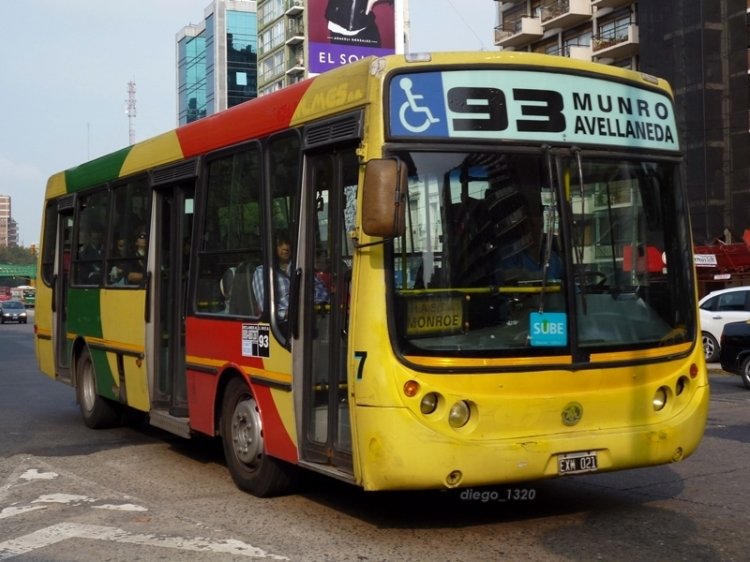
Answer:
[[397, 284, 562, 296]]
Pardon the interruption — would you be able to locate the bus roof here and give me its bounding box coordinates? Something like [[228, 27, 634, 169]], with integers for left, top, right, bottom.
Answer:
[[46, 52, 673, 198]]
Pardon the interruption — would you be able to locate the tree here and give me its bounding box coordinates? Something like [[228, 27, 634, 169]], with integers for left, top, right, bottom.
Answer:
[[0, 245, 37, 265]]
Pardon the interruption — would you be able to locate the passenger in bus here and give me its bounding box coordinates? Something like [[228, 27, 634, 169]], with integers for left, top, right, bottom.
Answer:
[[108, 234, 129, 285], [127, 231, 147, 285], [252, 232, 292, 324], [314, 252, 331, 305], [249, 232, 331, 320], [78, 229, 104, 283]]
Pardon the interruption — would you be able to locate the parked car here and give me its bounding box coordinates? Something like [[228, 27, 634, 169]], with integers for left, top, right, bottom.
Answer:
[[699, 286, 750, 362], [719, 320, 750, 389], [0, 300, 27, 324]]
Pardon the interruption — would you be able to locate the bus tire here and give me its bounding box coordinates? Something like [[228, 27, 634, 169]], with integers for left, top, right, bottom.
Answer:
[[220, 377, 298, 497], [76, 348, 121, 429]]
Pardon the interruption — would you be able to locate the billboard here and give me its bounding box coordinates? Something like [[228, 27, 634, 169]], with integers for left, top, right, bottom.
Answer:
[[307, 0, 398, 75]]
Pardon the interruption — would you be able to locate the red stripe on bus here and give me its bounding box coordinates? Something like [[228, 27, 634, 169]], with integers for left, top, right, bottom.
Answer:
[[175, 79, 314, 158], [251, 384, 298, 463]]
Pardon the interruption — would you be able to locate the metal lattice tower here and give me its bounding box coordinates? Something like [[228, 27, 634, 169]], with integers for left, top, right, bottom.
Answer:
[[126, 80, 136, 145]]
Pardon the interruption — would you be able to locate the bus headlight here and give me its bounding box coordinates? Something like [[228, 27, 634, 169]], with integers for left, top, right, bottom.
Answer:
[[448, 400, 471, 428], [420, 392, 439, 415], [675, 376, 689, 396], [653, 387, 668, 411]]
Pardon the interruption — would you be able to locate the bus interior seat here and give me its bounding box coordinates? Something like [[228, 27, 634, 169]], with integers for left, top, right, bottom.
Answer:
[[228, 261, 259, 316], [197, 277, 225, 312], [220, 266, 236, 310]]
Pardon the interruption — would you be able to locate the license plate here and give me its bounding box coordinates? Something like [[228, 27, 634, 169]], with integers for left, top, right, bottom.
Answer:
[[558, 451, 598, 475]]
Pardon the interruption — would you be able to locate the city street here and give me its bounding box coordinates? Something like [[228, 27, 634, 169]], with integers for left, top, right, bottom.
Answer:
[[1, 313, 748, 561]]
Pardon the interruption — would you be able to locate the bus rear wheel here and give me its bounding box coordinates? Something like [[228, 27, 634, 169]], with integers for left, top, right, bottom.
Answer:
[[220, 377, 298, 497], [76, 348, 121, 429]]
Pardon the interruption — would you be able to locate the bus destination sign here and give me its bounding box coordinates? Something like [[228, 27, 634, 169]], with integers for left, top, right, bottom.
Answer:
[[388, 70, 679, 151]]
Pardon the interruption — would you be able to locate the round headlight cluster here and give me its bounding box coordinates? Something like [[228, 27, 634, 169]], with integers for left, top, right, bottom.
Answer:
[[652, 386, 668, 411], [675, 376, 689, 396], [404, 381, 474, 429], [420, 392, 439, 415], [448, 400, 471, 428]]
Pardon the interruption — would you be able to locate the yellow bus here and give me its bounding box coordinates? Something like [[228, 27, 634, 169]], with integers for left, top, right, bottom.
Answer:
[[35, 52, 708, 496]]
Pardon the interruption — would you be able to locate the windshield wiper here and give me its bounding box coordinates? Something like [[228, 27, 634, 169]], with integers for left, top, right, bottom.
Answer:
[[538, 146, 557, 314], [571, 147, 588, 315]]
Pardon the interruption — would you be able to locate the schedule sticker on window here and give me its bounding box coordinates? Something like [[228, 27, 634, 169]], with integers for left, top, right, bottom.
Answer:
[[242, 323, 270, 358]]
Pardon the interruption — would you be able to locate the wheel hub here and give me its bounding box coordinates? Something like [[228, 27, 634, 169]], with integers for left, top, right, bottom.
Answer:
[[231, 398, 262, 466]]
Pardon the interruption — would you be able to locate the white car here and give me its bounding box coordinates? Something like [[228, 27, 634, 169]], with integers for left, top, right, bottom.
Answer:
[[699, 286, 750, 362]]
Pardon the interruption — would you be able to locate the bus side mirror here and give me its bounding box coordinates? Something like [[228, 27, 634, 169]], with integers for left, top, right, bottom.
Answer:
[[362, 159, 407, 238]]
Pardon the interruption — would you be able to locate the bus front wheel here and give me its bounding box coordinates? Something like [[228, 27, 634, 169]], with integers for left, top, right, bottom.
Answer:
[[76, 348, 121, 429], [220, 377, 298, 497]]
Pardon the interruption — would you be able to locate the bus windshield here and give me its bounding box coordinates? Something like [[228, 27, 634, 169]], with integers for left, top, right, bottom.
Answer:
[[390, 149, 694, 357]]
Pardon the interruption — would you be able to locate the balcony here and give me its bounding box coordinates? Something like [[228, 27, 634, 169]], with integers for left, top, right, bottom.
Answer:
[[567, 44, 592, 61], [285, 0, 303, 16], [285, 19, 304, 45], [592, 0, 632, 10], [497, 0, 523, 7], [494, 16, 543, 48], [286, 56, 305, 76], [593, 24, 639, 59], [540, 0, 592, 30]]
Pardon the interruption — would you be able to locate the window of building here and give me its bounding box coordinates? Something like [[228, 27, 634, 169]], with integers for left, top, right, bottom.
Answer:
[[259, 0, 284, 27], [596, 7, 633, 46], [259, 50, 285, 83], [227, 10, 258, 107], [178, 34, 208, 124], [563, 25, 592, 56]]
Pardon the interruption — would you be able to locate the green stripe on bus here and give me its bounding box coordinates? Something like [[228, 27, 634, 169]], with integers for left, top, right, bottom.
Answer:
[[67, 288, 103, 338], [64, 147, 132, 192]]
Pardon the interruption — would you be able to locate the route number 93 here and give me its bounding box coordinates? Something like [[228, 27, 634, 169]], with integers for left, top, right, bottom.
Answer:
[[447, 87, 565, 133]]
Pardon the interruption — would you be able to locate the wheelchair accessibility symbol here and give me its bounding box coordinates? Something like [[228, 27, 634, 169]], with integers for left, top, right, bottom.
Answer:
[[397, 77, 440, 133]]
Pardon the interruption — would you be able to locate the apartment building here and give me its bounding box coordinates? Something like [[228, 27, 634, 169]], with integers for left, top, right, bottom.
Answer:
[[256, 0, 305, 96], [494, 0, 749, 246], [0, 195, 18, 248]]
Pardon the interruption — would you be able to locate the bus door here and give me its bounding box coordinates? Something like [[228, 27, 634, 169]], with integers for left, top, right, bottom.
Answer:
[[297, 149, 358, 472], [152, 181, 195, 417], [53, 201, 75, 381]]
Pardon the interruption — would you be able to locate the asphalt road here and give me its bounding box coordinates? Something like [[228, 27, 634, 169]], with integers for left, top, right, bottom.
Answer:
[[1, 312, 748, 561]]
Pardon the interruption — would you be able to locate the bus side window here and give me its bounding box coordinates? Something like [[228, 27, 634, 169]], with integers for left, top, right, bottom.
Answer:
[[73, 189, 109, 286], [227, 261, 260, 315], [106, 178, 149, 288], [267, 132, 301, 338], [197, 145, 262, 317]]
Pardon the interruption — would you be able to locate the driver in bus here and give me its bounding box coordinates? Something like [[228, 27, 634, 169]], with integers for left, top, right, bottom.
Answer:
[[253, 232, 292, 328]]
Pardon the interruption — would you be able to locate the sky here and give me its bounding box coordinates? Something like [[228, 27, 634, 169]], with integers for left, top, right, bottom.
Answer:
[[0, 0, 496, 246]]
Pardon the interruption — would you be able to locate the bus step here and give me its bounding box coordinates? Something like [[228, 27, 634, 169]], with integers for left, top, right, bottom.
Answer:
[[149, 409, 192, 439]]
